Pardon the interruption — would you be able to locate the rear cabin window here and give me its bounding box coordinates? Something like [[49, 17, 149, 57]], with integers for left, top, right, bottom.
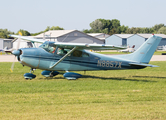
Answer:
[[72, 50, 89, 57]]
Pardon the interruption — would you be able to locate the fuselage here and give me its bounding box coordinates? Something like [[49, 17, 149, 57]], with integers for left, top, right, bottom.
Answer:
[[17, 47, 145, 71]]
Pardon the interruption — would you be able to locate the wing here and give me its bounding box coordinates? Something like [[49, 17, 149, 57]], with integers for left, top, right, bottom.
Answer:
[[10, 35, 126, 50], [53, 42, 126, 50], [10, 35, 126, 68], [10, 35, 45, 43]]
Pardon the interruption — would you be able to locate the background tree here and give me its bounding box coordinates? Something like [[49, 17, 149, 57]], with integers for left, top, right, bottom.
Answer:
[[157, 27, 166, 34], [1, 21, 165, 38], [0, 32, 7, 38], [31, 26, 64, 36], [44, 26, 50, 32], [98, 19, 112, 33], [16, 29, 31, 36], [141, 27, 154, 33], [50, 26, 64, 30], [0, 29, 15, 38], [88, 19, 128, 35], [111, 19, 121, 34], [82, 29, 93, 33], [152, 24, 165, 33], [119, 25, 128, 34], [90, 19, 103, 33], [126, 27, 140, 34]]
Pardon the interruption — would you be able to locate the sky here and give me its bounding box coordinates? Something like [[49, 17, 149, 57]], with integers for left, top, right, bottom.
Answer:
[[1, 0, 166, 33]]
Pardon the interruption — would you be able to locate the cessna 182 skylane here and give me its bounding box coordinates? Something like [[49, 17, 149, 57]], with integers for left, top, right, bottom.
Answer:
[[10, 34, 162, 80]]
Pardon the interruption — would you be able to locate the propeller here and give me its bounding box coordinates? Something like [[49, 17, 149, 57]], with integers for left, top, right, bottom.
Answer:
[[10, 32, 22, 72]]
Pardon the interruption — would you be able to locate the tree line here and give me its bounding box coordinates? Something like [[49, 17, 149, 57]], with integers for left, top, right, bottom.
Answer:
[[0, 19, 166, 39], [83, 19, 166, 35], [0, 26, 64, 39]]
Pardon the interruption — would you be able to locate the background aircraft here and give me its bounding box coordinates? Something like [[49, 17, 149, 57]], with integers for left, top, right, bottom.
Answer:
[[0, 46, 14, 54], [119, 45, 135, 53], [10, 34, 162, 80], [3, 46, 15, 54]]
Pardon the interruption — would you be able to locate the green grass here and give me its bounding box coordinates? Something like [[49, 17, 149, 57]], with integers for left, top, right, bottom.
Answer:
[[0, 62, 166, 119], [0, 52, 6, 55], [0, 52, 11, 55], [154, 51, 166, 55]]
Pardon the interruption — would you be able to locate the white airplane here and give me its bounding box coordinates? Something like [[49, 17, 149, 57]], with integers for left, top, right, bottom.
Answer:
[[3, 46, 15, 54], [119, 45, 135, 53]]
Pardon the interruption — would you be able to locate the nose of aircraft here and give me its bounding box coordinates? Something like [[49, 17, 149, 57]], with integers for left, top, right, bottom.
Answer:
[[12, 50, 21, 56]]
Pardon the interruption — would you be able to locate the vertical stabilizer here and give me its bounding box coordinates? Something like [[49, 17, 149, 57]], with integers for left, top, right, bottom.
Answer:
[[116, 35, 162, 63]]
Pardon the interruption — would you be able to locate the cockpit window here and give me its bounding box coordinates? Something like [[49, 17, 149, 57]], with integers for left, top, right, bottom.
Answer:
[[39, 41, 57, 53], [39, 42, 89, 57]]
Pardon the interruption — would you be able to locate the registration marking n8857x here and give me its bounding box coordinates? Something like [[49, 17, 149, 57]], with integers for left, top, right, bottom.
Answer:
[[97, 60, 122, 68]]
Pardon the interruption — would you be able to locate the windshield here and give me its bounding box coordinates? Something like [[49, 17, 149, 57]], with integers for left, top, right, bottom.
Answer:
[[39, 41, 57, 53], [39, 41, 89, 57]]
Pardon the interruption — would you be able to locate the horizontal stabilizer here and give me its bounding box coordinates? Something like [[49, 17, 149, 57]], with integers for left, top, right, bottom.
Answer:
[[129, 63, 159, 67]]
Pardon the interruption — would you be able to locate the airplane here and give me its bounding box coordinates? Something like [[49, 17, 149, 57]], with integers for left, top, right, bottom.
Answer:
[[10, 34, 162, 80], [3, 46, 15, 54], [119, 45, 135, 53]]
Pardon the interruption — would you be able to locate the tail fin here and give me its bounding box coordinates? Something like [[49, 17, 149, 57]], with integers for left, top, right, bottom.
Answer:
[[132, 45, 135, 48], [117, 35, 162, 63]]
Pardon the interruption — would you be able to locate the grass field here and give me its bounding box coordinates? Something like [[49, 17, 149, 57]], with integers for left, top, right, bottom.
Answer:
[[0, 62, 166, 120]]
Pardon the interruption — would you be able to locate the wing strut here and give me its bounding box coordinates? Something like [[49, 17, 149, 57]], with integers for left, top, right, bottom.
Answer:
[[31, 41, 36, 48], [49, 47, 77, 68]]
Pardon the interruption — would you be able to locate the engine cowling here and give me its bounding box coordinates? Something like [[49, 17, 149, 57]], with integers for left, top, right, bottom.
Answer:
[[63, 72, 82, 80], [41, 70, 59, 77]]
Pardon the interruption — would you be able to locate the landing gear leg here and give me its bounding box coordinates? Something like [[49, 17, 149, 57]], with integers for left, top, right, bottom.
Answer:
[[41, 71, 59, 78], [49, 71, 54, 77], [30, 68, 35, 73]]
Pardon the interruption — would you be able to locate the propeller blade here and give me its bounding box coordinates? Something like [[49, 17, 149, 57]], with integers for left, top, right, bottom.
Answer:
[[17, 37, 21, 50], [16, 31, 22, 50], [10, 56, 16, 72], [10, 31, 22, 72]]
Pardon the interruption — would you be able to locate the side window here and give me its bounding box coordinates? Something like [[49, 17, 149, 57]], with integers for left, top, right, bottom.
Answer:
[[73, 50, 82, 57], [72, 50, 89, 57], [57, 48, 67, 55], [82, 52, 89, 57]]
